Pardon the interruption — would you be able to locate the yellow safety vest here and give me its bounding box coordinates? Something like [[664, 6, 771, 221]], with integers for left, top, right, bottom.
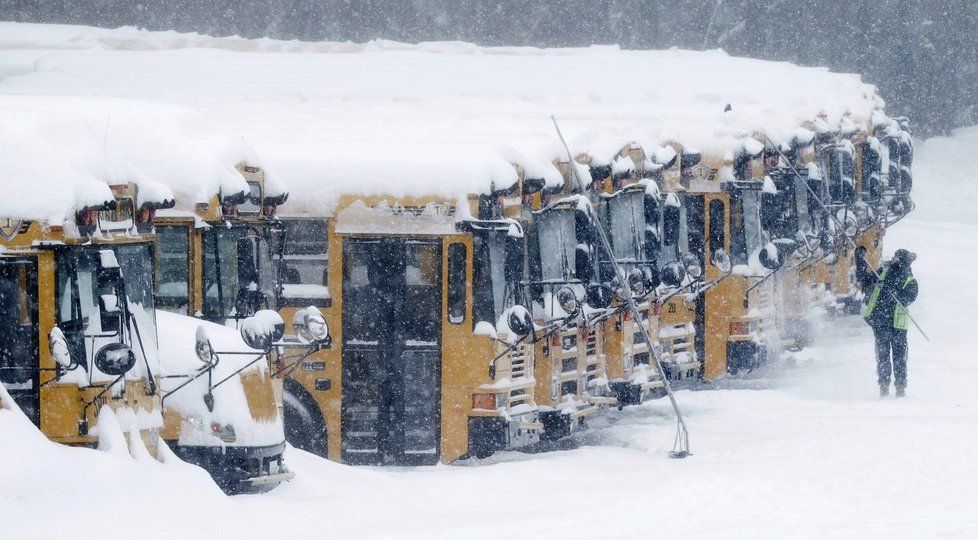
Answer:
[[863, 266, 916, 330]]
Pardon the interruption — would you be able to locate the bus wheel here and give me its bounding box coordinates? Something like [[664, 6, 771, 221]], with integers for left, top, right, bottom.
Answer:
[[283, 384, 328, 458]]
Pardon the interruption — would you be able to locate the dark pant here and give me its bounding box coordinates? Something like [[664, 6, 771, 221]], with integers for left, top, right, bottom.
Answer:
[[872, 325, 908, 388]]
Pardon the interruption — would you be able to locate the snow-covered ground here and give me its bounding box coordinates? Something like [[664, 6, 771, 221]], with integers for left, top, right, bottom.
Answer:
[[3, 126, 976, 539]]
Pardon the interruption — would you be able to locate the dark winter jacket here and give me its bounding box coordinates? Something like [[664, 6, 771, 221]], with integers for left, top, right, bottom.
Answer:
[[857, 258, 918, 328]]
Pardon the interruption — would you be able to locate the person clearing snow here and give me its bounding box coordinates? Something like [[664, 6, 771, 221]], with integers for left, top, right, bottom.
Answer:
[[857, 248, 918, 398]]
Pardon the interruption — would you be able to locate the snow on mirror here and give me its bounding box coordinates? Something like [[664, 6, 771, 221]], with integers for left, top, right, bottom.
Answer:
[[48, 327, 75, 370], [758, 242, 785, 271], [194, 325, 215, 366], [627, 268, 646, 295], [711, 248, 732, 274], [292, 306, 331, 344], [661, 261, 687, 287], [586, 282, 613, 309], [556, 286, 578, 316], [682, 253, 703, 280], [239, 309, 285, 351], [506, 305, 532, 337], [93, 342, 136, 376]]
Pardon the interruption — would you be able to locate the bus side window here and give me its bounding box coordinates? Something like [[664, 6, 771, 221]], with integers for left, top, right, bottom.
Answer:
[[279, 219, 330, 307], [708, 199, 726, 257], [447, 243, 466, 325], [156, 225, 190, 313]]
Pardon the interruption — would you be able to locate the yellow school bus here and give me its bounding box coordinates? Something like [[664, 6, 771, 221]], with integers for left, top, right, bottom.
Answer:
[[763, 129, 829, 350], [584, 141, 701, 408], [525, 160, 618, 438], [275, 171, 550, 464], [685, 138, 785, 378], [152, 163, 322, 491], [1, 182, 170, 455]]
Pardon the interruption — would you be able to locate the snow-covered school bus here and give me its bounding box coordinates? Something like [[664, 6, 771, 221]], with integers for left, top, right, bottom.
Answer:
[[761, 128, 828, 350], [684, 138, 785, 378], [525, 171, 612, 438], [151, 162, 328, 490], [793, 112, 897, 318], [0, 181, 172, 455], [272, 156, 561, 464], [582, 141, 702, 408]]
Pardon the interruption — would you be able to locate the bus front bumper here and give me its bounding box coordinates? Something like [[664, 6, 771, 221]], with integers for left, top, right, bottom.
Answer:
[[168, 441, 293, 495]]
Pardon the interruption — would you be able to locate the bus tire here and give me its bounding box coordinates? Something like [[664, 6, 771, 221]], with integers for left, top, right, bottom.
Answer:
[[283, 380, 329, 458]]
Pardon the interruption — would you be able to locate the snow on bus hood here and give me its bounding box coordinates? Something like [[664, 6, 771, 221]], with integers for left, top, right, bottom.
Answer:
[[0, 95, 255, 222], [0, 22, 880, 212], [156, 310, 284, 448]]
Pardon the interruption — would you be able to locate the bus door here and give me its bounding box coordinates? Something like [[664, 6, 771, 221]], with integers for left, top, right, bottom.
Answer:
[[0, 257, 40, 424], [341, 237, 442, 465]]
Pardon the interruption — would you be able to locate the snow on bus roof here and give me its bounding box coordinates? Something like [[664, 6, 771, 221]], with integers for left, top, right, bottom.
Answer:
[[0, 95, 259, 222], [0, 23, 881, 212]]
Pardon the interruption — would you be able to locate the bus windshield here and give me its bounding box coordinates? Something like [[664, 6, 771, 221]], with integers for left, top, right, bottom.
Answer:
[[202, 226, 277, 320], [55, 243, 159, 381], [658, 193, 689, 267], [473, 229, 513, 325], [536, 209, 577, 282], [606, 190, 645, 263], [730, 190, 763, 267]]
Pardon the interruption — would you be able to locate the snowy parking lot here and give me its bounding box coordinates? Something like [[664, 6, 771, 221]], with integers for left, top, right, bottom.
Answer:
[[3, 126, 977, 539], [0, 23, 978, 540]]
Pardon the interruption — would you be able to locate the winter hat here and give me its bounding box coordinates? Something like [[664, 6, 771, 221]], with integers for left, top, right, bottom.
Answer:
[[894, 249, 916, 265]]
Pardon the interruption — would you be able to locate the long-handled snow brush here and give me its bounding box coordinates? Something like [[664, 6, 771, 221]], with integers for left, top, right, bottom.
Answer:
[[552, 116, 691, 458], [763, 135, 929, 341]]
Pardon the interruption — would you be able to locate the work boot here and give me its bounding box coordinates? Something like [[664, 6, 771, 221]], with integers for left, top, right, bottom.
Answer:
[[879, 384, 890, 398], [895, 386, 906, 398]]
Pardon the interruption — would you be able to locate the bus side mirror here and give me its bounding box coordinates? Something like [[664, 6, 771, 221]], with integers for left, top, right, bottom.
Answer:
[[233, 235, 268, 319], [195, 326, 216, 367], [682, 253, 703, 280], [661, 261, 687, 287], [760, 193, 779, 233], [575, 245, 593, 283], [795, 231, 821, 258], [640, 265, 660, 290], [506, 305, 533, 337], [711, 248, 732, 274], [773, 238, 798, 258], [236, 235, 263, 287], [240, 310, 285, 351], [48, 326, 78, 371], [94, 342, 136, 376], [759, 242, 785, 271], [585, 283, 613, 309], [292, 306, 331, 346]]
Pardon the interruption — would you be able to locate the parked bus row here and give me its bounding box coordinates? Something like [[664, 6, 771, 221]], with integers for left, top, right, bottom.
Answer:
[[1, 103, 912, 491], [150, 109, 912, 465]]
